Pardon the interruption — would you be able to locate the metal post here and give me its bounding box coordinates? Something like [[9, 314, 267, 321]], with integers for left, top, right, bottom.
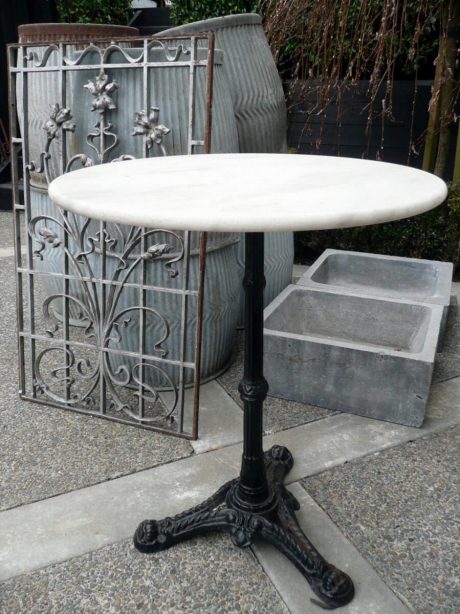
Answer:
[[230, 232, 274, 512]]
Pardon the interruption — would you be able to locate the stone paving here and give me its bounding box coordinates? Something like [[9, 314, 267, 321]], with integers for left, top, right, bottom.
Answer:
[[1, 211, 459, 613]]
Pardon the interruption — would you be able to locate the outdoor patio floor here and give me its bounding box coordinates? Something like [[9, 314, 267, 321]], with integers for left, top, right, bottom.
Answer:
[[0, 211, 459, 613]]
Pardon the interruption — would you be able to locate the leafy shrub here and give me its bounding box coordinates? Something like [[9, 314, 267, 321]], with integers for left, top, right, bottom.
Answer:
[[295, 182, 460, 274], [170, 1, 262, 26], [56, 0, 132, 24]]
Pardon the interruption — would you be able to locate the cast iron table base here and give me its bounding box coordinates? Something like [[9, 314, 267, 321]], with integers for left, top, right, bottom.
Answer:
[[134, 233, 355, 610]]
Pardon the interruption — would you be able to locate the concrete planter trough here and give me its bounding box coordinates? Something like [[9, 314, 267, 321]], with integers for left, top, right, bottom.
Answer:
[[297, 249, 453, 343], [263, 285, 443, 427]]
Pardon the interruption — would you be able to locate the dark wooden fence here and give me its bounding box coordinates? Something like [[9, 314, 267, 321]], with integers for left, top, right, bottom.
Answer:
[[287, 80, 455, 179], [0, 0, 57, 187]]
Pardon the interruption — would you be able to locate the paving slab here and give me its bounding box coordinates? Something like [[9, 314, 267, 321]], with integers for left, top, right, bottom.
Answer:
[[0, 246, 15, 257], [0, 447, 239, 581], [301, 425, 460, 614], [164, 380, 243, 454], [253, 483, 410, 614], [0, 534, 289, 614], [0, 211, 14, 248]]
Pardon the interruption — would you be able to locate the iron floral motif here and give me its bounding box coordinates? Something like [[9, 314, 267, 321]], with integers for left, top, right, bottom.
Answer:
[[29, 213, 185, 423], [34, 226, 62, 259], [84, 70, 118, 114], [132, 107, 170, 155], [43, 103, 75, 139], [28, 103, 75, 184]]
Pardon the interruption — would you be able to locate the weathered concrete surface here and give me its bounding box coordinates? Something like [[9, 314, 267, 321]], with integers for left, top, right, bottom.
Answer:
[[161, 379, 244, 454], [264, 285, 443, 426], [2, 375, 457, 583], [0, 449, 239, 582], [299, 249, 452, 322], [302, 425, 460, 614], [0, 535, 289, 614], [253, 483, 411, 614]]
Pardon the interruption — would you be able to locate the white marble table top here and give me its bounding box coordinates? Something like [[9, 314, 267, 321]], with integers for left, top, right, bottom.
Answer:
[[48, 154, 447, 232]]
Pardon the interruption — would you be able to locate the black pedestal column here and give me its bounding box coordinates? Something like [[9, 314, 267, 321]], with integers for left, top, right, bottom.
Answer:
[[134, 233, 355, 610]]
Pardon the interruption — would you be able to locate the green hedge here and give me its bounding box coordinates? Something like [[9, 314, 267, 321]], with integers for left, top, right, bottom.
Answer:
[[55, 0, 132, 24], [295, 182, 460, 272], [170, 1, 262, 26]]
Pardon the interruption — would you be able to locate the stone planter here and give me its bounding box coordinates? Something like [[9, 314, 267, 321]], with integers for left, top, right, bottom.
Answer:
[[264, 285, 443, 427], [159, 14, 294, 316], [298, 249, 453, 344]]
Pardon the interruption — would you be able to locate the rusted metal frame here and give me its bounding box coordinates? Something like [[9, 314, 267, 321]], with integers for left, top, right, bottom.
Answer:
[[204, 32, 215, 154], [9, 61, 206, 73], [17, 394, 197, 440], [177, 34, 200, 433], [138, 35, 150, 421], [192, 232, 208, 439], [15, 266, 200, 296], [18, 44, 38, 399], [58, 42, 72, 405], [18, 331, 196, 370], [191, 31, 215, 438], [8, 45, 26, 396]]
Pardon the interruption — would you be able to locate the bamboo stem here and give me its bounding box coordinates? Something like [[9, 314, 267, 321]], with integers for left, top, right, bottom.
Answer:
[[453, 120, 460, 183], [433, 0, 460, 177], [422, 3, 447, 173]]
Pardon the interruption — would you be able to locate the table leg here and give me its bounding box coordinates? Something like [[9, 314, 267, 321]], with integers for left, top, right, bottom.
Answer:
[[134, 233, 354, 609]]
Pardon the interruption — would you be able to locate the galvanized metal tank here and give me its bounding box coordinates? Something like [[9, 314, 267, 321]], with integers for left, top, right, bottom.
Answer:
[[159, 14, 287, 153]]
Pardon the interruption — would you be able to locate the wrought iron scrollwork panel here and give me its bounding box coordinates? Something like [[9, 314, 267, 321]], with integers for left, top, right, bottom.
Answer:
[[9, 32, 215, 437]]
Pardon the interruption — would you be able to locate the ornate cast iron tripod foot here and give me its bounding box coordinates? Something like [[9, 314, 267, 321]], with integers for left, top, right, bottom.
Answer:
[[134, 445, 354, 609], [134, 233, 355, 610]]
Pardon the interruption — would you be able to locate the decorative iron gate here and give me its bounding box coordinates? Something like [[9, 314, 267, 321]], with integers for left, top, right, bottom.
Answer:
[[8, 34, 218, 439]]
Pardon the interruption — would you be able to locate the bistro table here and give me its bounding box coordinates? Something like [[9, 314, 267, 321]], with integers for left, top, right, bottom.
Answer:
[[49, 153, 447, 609]]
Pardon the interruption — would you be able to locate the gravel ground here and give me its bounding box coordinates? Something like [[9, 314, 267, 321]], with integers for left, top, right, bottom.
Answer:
[[0, 210, 16, 247], [302, 425, 460, 614], [0, 535, 289, 614]]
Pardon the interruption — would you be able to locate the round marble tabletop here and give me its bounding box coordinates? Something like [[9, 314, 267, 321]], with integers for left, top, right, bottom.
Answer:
[[48, 154, 447, 232]]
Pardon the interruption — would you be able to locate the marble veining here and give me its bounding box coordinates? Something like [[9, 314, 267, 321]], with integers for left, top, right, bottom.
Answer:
[[48, 154, 448, 232]]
